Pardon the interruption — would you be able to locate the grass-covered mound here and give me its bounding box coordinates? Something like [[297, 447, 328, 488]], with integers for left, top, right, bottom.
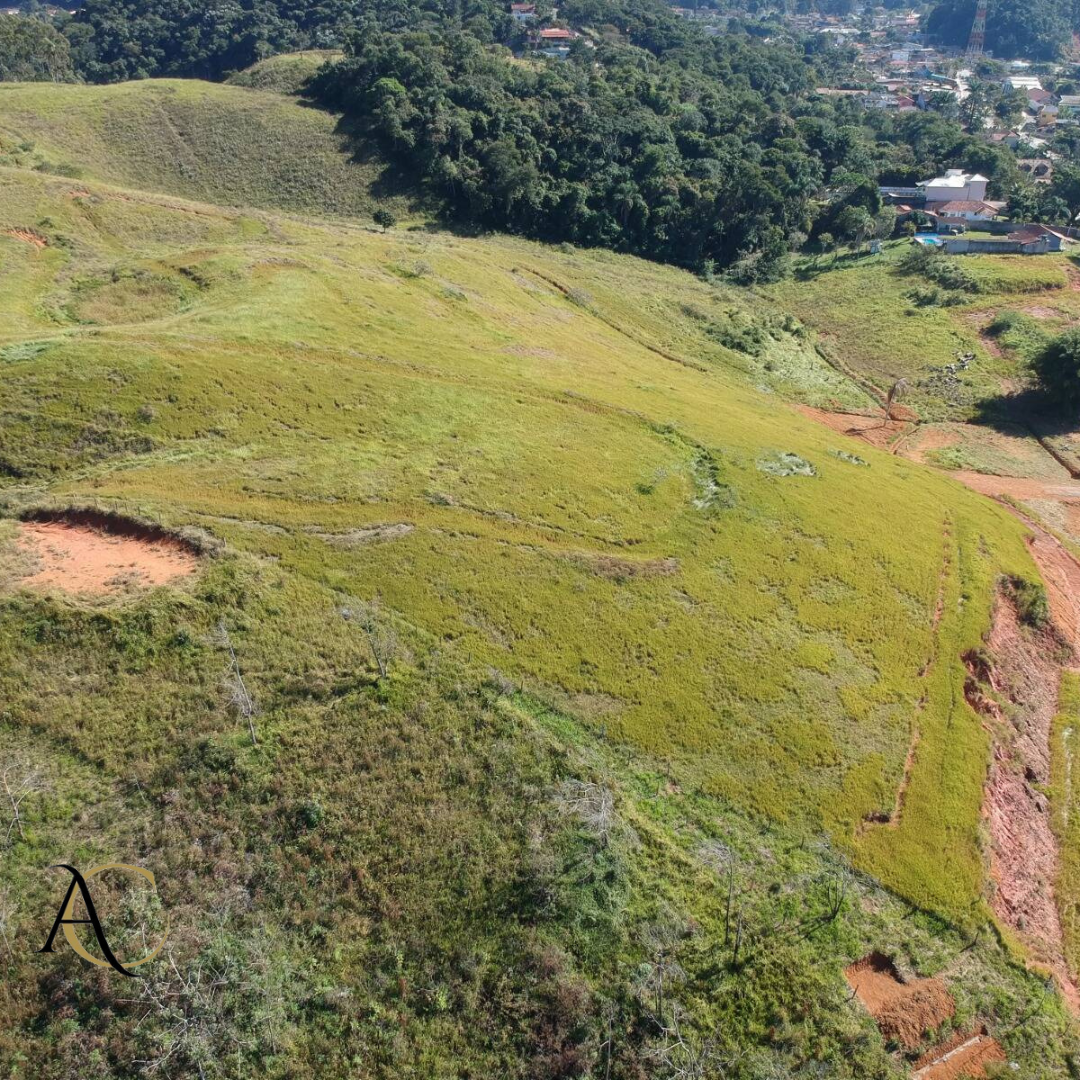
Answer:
[[0, 165, 1076, 1075], [226, 50, 343, 94], [0, 78, 415, 219]]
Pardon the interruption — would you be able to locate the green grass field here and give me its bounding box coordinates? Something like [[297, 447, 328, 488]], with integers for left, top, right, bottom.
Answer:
[[763, 242, 1080, 420], [0, 78, 417, 219], [1052, 673, 1080, 975], [0, 82, 1077, 1077]]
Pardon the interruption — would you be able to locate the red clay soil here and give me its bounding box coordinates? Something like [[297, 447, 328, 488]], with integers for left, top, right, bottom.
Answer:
[[4, 229, 47, 248], [905, 426, 962, 464], [950, 471, 1080, 502], [15, 520, 198, 594], [844, 953, 955, 1051], [967, 563, 1080, 1011], [913, 1031, 1007, 1080], [794, 404, 911, 451], [874, 981, 955, 1051], [1022, 522, 1080, 653], [844, 952, 905, 1011]]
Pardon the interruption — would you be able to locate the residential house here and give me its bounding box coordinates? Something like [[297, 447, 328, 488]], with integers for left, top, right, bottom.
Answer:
[[510, 3, 537, 21], [536, 26, 574, 40], [919, 169, 989, 205], [933, 200, 999, 221], [1007, 224, 1067, 251]]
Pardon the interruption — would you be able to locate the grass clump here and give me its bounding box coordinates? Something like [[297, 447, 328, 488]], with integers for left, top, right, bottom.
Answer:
[[1004, 574, 1051, 630], [757, 451, 816, 477], [829, 448, 869, 467]]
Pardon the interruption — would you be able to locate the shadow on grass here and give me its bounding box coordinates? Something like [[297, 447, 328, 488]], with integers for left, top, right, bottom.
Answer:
[[968, 385, 1080, 454], [793, 249, 883, 281]]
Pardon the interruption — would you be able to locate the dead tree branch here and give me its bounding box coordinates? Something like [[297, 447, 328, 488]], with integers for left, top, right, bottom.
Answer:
[[217, 620, 258, 747]]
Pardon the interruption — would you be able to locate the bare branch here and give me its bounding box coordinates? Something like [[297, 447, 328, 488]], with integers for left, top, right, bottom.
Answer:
[[217, 620, 258, 747], [1, 757, 48, 843], [340, 598, 398, 681]]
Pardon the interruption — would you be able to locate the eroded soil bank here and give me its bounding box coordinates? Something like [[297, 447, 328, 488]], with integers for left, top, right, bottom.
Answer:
[[970, 586, 1075, 1001], [6, 512, 200, 595]]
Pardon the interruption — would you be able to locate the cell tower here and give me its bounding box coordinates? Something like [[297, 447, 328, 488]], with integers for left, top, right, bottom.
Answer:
[[966, 0, 988, 57]]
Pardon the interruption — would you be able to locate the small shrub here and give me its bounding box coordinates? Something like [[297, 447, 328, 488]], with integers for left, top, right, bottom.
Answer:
[[908, 286, 942, 308], [987, 310, 1027, 337], [1005, 575, 1051, 630], [373, 208, 397, 231]]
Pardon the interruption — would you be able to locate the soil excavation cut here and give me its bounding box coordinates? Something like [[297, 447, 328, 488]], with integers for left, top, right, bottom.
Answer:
[[794, 404, 912, 452], [843, 953, 954, 1051], [12, 513, 199, 595], [913, 1028, 1007, 1080]]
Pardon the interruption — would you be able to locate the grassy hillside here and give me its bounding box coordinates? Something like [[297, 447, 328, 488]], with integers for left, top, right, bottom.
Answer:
[[0, 79, 416, 219], [0, 161, 1076, 1076], [226, 51, 343, 94], [761, 241, 1078, 421]]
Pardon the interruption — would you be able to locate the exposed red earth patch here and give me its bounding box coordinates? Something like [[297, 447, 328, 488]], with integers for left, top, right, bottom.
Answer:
[[913, 1028, 1007, 1080], [975, 591, 1072, 979], [4, 228, 47, 248], [950, 470, 1080, 503], [844, 953, 955, 1051], [794, 404, 912, 451], [13, 515, 199, 595]]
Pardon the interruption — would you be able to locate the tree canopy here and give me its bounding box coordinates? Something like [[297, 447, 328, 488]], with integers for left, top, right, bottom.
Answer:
[[1034, 328, 1080, 411], [4, 0, 1024, 275], [0, 14, 76, 82]]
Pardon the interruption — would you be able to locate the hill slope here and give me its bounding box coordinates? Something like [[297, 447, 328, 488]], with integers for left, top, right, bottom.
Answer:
[[0, 157, 1077, 1071], [226, 50, 343, 93], [0, 78, 415, 219]]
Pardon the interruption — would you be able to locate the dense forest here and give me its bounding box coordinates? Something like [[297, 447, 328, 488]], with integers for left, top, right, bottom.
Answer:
[[0, 14, 74, 81], [310, 6, 1023, 276]]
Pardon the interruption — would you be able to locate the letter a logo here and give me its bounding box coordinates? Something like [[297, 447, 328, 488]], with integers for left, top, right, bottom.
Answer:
[[39, 864, 168, 976]]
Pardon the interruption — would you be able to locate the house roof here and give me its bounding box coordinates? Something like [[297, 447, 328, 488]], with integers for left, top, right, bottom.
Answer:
[[935, 200, 997, 214], [919, 170, 988, 188], [538, 26, 573, 38]]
